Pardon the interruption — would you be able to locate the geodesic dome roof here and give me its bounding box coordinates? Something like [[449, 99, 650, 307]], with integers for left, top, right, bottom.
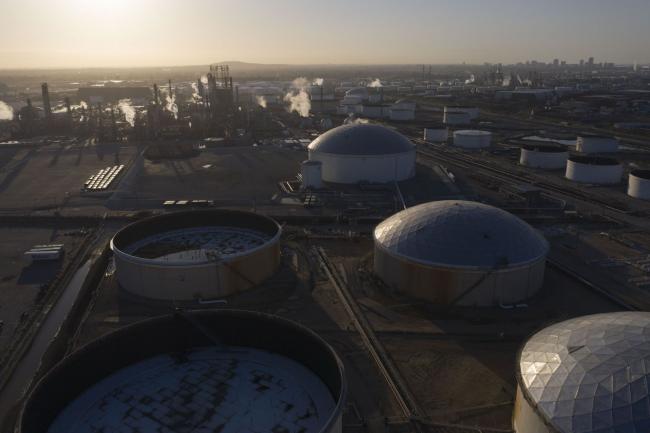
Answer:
[[518, 312, 650, 433], [308, 124, 415, 156]]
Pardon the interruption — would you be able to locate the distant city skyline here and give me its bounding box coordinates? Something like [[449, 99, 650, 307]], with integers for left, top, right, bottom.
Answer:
[[2, 0, 649, 69]]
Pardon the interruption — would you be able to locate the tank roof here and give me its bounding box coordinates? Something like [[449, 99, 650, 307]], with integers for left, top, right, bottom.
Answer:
[[631, 169, 650, 180], [569, 156, 620, 166], [374, 200, 548, 269], [518, 312, 650, 433], [308, 124, 415, 155], [522, 144, 568, 153]]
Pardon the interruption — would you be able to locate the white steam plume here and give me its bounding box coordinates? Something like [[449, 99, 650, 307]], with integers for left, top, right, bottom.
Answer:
[[163, 91, 178, 119], [343, 113, 369, 125], [256, 96, 268, 108], [313, 78, 324, 86], [200, 75, 208, 85], [0, 101, 14, 120], [284, 77, 311, 117], [118, 99, 136, 127], [191, 82, 202, 102], [368, 78, 382, 88], [80, 101, 88, 110]]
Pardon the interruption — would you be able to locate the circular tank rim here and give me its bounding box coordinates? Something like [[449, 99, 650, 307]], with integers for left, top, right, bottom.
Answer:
[[630, 169, 650, 180], [567, 156, 620, 166], [373, 235, 549, 271], [522, 144, 568, 153], [302, 160, 323, 166], [577, 133, 617, 140], [110, 210, 282, 266], [18, 309, 348, 433]]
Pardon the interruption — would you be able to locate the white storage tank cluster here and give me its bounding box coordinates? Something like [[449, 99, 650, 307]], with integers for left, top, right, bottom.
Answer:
[[423, 124, 449, 143], [576, 134, 619, 154], [443, 110, 471, 125], [307, 124, 416, 184], [519, 144, 568, 169], [514, 312, 650, 433], [453, 130, 492, 149], [565, 156, 622, 184], [301, 160, 323, 190], [374, 200, 549, 306], [628, 169, 650, 200]]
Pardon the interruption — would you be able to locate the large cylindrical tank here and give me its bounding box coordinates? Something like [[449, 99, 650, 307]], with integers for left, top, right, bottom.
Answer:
[[628, 169, 650, 200], [302, 160, 323, 189], [444, 106, 479, 120], [308, 124, 416, 184], [374, 201, 549, 307], [453, 130, 492, 149], [19, 310, 347, 433], [514, 312, 650, 433], [423, 126, 449, 143], [519, 144, 568, 169], [576, 134, 619, 153], [110, 210, 282, 301], [565, 156, 622, 184], [443, 110, 471, 125]]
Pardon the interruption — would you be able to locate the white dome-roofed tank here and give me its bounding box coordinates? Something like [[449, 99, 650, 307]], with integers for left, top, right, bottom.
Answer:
[[374, 201, 549, 306], [444, 106, 479, 120], [301, 160, 323, 190], [308, 124, 416, 184], [443, 110, 471, 125], [628, 169, 650, 200], [514, 312, 650, 433], [576, 134, 619, 154], [453, 130, 492, 149], [519, 144, 568, 169], [423, 124, 449, 143], [565, 156, 622, 184]]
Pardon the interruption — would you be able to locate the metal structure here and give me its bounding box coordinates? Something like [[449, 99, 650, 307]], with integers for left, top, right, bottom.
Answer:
[[374, 200, 549, 306], [519, 144, 568, 169], [301, 160, 323, 189], [576, 134, 619, 154], [308, 124, 416, 184], [453, 130, 492, 149], [423, 125, 449, 143], [628, 169, 650, 200], [19, 310, 347, 433], [514, 312, 650, 433], [565, 156, 622, 184], [111, 210, 281, 301]]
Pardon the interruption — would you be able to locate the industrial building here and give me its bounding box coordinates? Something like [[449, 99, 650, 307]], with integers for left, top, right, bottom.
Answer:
[[307, 124, 416, 184], [519, 144, 569, 169], [565, 156, 622, 184], [373, 200, 549, 306], [628, 169, 650, 200], [514, 312, 650, 433], [453, 130, 492, 149], [19, 310, 347, 433], [423, 124, 449, 143], [576, 134, 619, 154], [110, 210, 281, 301]]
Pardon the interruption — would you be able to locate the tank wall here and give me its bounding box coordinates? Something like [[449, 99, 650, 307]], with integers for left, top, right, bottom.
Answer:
[[565, 161, 622, 184], [520, 149, 568, 169], [513, 386, 552, 433], [389, 109, 415, 121], [576, 137, 619, 154], [444, 107, 479, 119], [424, 128, 448, 142], [114, 241, 281, 301], [309, 150, 415, 183], [302, 163, 323, 189], [373, 248, 545, 306], [443, 112, 471, 125], [628, 174, 650, 200]]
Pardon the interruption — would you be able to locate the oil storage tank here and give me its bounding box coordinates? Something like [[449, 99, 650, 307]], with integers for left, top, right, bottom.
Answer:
[[307, 124, 416, 184], [301, 159, 323, 189], [443, 110, 471, 125], [514, 312, 650, 433], [111, 210, 281, 301], [519, 144, 568, 169], [374, 200, 549, 306], [453, 130, 492, 149], [445, 106, 479, 120], [565, 156, 622, 184], [19, 310, 347, 433], [628, 169, 650, 200], [423, 124, 449, 143], [576, 134, 619, 154]]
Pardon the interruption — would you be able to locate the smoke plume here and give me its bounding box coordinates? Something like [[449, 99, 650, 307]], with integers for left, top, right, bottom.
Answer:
[[343, 113, 369, 125], [0, 101, 14, 120], [313, 78, 324, 86], [368, 78, 382, 88], [256, 96, 268, 108], [163, 91, 178, 119], [284, 77, 311, 117], [118, 99, 136, 127]]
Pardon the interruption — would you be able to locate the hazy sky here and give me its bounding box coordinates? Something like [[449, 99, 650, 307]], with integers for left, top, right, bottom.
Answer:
[[2, 0, 649, 68]]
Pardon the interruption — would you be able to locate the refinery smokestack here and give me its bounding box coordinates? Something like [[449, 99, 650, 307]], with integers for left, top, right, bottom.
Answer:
[[153, 84, 160, 105], [41, 83, 52, 119]]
